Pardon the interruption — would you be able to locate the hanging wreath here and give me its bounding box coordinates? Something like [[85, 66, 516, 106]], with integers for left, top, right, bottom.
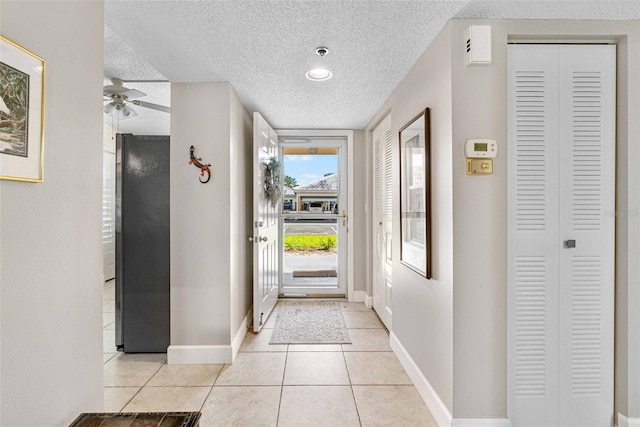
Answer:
[[264, 156, 281, 207]]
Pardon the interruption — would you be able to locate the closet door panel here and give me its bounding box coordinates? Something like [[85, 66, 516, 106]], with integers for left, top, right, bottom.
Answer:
[[507, 44, 560, 426], [557, 45, 615, 427], [372, 114, 393, 329]]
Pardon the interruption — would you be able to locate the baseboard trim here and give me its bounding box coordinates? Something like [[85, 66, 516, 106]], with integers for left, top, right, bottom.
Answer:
[[231, 307, 251, 361], [451, 419, 512, 427], [390, 332, 453, 427], [364, 292, 372, 308], [353, 290, 373, 308], [619, 413, 640, 427], [167, 345, 232, 364]]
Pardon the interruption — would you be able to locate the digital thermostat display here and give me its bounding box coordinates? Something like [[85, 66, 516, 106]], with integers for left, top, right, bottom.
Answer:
[[474, 142, 488, 152], [465, 139, 497, 158]]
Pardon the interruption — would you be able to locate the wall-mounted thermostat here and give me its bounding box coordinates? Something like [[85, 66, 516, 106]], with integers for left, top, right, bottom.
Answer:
[[465, 139, 497, 158]]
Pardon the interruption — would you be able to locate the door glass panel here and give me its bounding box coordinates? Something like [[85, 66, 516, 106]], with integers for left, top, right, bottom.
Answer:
[[280, 145, 342, 293], [282, 217, 338, 288]]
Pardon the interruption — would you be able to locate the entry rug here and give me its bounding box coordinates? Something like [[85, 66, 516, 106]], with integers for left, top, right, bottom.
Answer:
[[269, 301, 351, 344]]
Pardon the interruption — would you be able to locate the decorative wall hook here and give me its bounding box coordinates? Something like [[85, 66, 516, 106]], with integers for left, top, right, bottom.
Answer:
[[189, 145, 212, 183]]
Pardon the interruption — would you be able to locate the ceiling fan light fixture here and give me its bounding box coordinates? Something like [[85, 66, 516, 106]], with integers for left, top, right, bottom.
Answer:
[[306, 68, 332, 81], [120, 104, 137, 118], [103, 78, 170, 121], [104, 101, 137, 120]]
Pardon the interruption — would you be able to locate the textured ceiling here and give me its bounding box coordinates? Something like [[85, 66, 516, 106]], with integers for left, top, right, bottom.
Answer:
[[104, 0, 640, 133]]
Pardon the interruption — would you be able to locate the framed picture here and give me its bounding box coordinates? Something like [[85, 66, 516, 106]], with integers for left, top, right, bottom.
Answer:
[[399, 108, 431, 278], [0, 35, 45, 182]]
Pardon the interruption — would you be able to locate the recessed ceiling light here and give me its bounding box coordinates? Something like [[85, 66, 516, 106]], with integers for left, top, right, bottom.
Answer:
[[306, 68, 333, 81]]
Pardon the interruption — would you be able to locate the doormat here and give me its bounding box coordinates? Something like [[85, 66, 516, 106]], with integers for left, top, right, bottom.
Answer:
[[269, 301, 351, 344], [292, 270, 338, 277]]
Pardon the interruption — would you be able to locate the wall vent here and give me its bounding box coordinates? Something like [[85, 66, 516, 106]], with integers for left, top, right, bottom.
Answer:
[[465, 25, 492, 66]]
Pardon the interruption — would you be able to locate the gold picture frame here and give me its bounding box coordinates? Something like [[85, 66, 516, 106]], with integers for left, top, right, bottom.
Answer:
[[0, 35, 45, 182], [399, 108, 431, 278]]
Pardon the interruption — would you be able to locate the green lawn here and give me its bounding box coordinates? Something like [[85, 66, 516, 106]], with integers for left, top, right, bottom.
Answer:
[[284, 235, 337, 251]]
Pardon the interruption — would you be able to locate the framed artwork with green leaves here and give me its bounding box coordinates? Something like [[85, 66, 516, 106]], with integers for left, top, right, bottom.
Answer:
[[0, 35, 45, 182]]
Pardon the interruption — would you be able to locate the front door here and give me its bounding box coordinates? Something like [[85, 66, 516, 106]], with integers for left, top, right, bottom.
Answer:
[[252, 112, 280, 332], [279, 138, 347, 297]]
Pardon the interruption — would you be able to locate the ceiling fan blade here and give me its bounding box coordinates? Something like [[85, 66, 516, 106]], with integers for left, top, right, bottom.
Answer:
[[130, 100, 171, 113], [121, 88, 146, 99]]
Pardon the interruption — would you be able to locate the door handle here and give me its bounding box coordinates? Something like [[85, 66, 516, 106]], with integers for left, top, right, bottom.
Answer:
[[249, 236, 268, 243], [564, 239, 576, 249], [342, 210, 348, 227]]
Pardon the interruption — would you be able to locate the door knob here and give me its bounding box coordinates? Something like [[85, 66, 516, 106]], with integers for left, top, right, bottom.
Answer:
[[259, 236, 268, 242], [564, 239, 576, 248]]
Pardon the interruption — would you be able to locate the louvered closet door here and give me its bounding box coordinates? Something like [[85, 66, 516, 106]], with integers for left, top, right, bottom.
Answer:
[[508, 45, 561, 426], [508, 45, 615, 427], [556, 45, 615, 427], [373, 123, 383, 305], [372, 114, 393, 329]]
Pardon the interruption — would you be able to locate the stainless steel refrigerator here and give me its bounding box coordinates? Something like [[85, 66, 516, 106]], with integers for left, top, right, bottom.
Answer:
[[115, 134, 170, 353]]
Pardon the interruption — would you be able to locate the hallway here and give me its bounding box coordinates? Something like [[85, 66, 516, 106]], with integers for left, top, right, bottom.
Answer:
[[102, 281, 436, 425]]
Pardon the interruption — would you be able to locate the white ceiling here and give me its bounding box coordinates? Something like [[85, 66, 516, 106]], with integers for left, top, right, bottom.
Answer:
[[103, 0, 640, 133]]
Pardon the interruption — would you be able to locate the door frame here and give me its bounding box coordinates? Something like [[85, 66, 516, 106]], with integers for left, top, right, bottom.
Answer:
[[277, 129, 355, 301], [279, 137, 347, 296]]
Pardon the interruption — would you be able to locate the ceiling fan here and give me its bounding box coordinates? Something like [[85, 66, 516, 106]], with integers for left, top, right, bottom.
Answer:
[[103, 78, 170, 119]]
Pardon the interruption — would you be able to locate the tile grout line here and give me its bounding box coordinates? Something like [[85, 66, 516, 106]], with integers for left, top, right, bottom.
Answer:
[[197, 363, 225, 414], [275, 349, 289, 426], [341, 339, 363, 426], [113, 359, 166, 412]]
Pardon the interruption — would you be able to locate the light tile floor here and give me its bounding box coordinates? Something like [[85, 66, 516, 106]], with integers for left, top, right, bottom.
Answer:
[[102, 280, 437, 426]]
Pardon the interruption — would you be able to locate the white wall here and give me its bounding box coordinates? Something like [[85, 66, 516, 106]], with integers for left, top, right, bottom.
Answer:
[[450, 21, 508, 418], [365, 19, 640, 422], [365, 24, 455, 413], [170, 83, 232, 362], [0, 1, 104, 425], [170, 82, 253, 363]]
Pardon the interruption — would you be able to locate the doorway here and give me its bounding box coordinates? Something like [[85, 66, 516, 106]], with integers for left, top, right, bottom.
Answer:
[[279, 136, 348, 297]]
